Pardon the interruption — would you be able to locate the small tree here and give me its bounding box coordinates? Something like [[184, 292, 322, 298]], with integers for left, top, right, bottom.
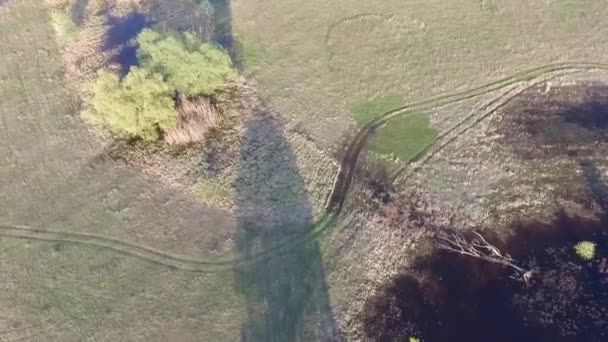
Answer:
[[86, 67, 176, 140], [574, 241, 596, 260], [136, 29, 234, 96], [437, 230, 534, 282]]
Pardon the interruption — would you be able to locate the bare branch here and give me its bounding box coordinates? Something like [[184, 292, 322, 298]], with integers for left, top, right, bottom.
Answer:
[[437, 230, 532, 280]]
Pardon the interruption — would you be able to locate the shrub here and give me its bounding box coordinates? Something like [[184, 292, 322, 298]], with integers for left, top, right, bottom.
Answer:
[[86, 68, 176, 140], [573, 241, 596, 260], [136, 29, 235, 96]]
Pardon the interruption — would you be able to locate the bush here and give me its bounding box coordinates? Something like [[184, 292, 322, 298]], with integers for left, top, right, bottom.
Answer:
[[86, 68, 176, 140], [85, 29, 233, 142], [136, 29, 234, 96], [573, 241, 596, 260]]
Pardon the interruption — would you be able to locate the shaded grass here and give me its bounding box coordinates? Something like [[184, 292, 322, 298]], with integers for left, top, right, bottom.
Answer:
[[352, 95, 404, 125], [232, 37, 270, 70], [370, 113, 438, 162]]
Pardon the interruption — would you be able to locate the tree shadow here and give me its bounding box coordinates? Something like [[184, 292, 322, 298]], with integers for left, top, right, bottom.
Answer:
[[70, 0, 88, 26], [103, 10, 151, 74], [232, 110, 337, 341], [103, 11, 150, 52], [209, 0, 233, 49], [146, 0, 215, 41], [578, 159, 608, 211]]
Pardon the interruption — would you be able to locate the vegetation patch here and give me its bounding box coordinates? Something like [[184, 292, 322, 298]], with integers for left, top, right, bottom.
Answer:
[[352, 95, 404, 125], [84, 28, 235, 143], [370, 114, 438, 162], [85, 68, 176, 140], [49, 9, 77, 45], [574, 240, 596, 260], [136, 29, 235, 96], [232, 37, 270, 70], [550, 0, 581, 28], [193, 176, 233, 206]]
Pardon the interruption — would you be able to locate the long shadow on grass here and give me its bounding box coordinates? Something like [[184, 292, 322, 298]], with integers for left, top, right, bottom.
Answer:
[[103, 10, 151, 74], [233, 110, 337, 341], [209, 0, 233, 49], [579, 159, 608, 211]]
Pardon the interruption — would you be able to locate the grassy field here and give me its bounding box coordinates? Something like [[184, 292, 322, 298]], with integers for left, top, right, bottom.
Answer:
[[0, 1, 246, 340], [0, 1, 339, 339], [231, 0, 608, 150], [3, 0, 608, 340]]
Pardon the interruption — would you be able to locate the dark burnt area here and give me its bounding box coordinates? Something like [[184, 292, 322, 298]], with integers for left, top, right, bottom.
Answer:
[[498, 82, 608, 160], [362, 210, 608, 342]]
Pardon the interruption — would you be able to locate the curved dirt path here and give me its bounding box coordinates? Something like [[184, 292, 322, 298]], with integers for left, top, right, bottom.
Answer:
[[326, 61, 608, 213], [3, 62, 608, 273]]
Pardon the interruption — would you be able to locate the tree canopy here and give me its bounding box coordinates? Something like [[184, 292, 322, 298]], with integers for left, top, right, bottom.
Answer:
[[136, 29, 235, 96], [85, 29, 234, 141], [87, 67, 176, 140]]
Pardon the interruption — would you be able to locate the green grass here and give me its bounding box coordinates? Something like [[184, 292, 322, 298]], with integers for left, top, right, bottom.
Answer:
[[352, 95, 405, 125], [370, 113, 438, 162], [49, 9, 77, 45], [231, 0, 608, 149], [551, 0, 581, 28], [352, 96, 438, 162], [0, 2, 245, 339], [194, 176, 233, 206], [233, 36, 270, 70], [0, 2, 339, 339]]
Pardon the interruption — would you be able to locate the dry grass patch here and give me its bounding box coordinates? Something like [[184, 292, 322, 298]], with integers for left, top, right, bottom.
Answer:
[[165, 95, 223, 145]]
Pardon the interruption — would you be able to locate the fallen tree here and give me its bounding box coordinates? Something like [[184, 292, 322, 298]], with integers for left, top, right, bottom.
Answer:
[[437, 230, 534, 282]]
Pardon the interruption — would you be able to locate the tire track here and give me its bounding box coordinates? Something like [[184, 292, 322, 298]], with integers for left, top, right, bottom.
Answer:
[[2, 62, 608, 273], [393, 69, 578, 181], [0, 214, 335, 273], [325, 61, 608, 213]]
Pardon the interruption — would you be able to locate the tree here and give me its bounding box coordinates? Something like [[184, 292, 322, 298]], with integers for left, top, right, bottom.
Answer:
[[86, 67, 176, 140], [136, 29, 234, 96], [573, 240, 596, 260], [437, 230, 534, 282]]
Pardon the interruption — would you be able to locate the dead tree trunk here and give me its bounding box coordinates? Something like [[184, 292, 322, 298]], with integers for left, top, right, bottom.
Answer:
[[436, 230, 534, 282]]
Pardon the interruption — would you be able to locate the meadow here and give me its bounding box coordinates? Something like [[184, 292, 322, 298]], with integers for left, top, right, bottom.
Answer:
[[2, 0, 608, 340]]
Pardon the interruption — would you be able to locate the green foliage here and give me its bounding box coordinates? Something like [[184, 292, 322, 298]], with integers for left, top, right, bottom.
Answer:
[[352, 95, 405, 125], [409, 337, 421, 342], [370, 113, 438, 162], [49, 10, 77, 45], [136, 29, 234, 96], [86, 68, 176, 140], [574, 241, 596, 260]]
